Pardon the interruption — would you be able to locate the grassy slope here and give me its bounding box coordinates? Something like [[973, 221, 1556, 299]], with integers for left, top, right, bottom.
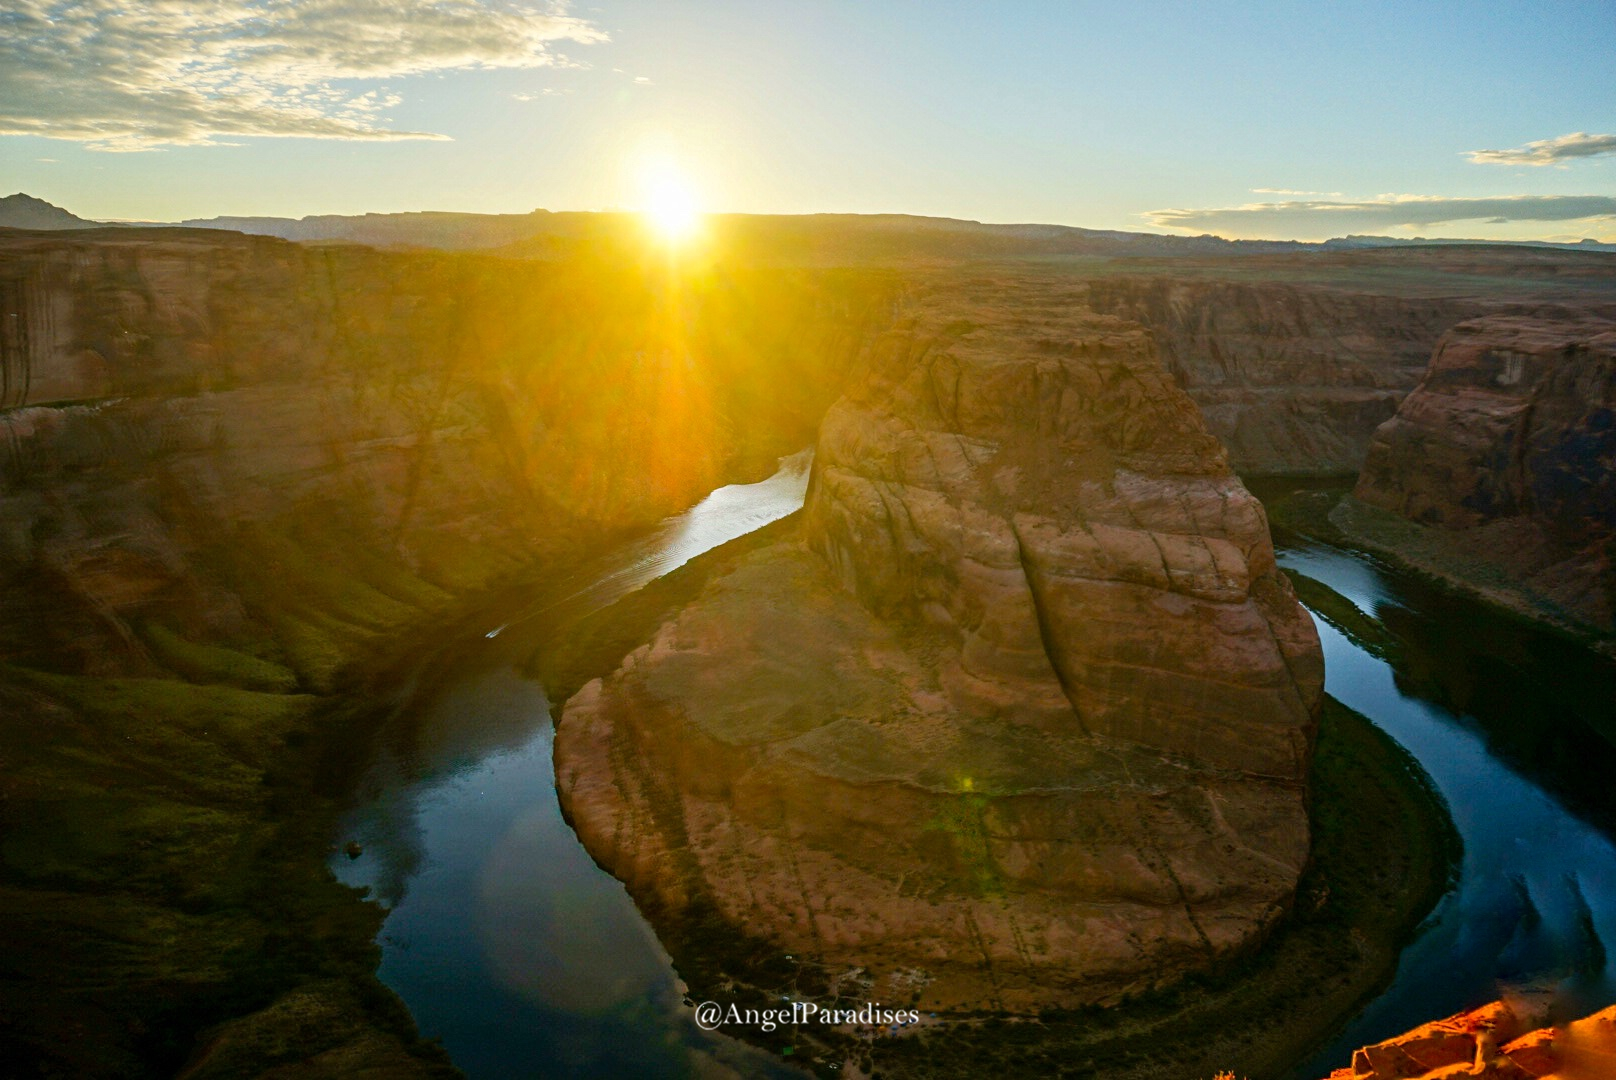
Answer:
[[0, 521, 522, 1078]]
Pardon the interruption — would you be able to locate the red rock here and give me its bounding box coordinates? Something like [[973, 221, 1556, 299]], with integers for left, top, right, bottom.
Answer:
[[558, 273, 1321, 1012], [1355, 314, 1616, 633]]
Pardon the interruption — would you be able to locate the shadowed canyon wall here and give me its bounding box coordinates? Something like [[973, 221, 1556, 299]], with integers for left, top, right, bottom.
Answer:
[[1083, 252, 1616, 479], [0, 229, 899, 678], [0, 227, 898, 1076], [1083, 276, 1480, 476], [556, 273, 1323, 1014], [7, 223, 1613, 1076], [1352, 314, 1616, 636]]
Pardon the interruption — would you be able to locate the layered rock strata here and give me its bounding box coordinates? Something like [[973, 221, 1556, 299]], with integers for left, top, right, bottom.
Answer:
[[1083, 276, 1488, 476], [0, 228, 894, 1076], [1323, 997, 1616, 1080], [1354, 315, 1616, 634], [0, 229, 896, 675], [556, 275, 1323, 1012]]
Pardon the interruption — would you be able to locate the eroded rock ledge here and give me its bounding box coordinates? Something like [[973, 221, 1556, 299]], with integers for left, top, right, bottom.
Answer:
[[1353, 315, 1616, 637], [556, 275, 1323, 1012], [1322, 996, 1616, 1080]]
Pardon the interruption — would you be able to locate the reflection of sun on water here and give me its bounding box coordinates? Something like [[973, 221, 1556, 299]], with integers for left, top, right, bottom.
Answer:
[[637, 156, 701, 245]]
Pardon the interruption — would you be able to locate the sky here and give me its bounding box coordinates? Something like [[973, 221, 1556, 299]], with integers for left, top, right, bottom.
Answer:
[[2, 0, 1614, 241]]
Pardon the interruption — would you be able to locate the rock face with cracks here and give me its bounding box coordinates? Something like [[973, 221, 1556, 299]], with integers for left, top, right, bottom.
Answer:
[[556, 275, 1323, 1012], [1355, 315, 1616, 634]]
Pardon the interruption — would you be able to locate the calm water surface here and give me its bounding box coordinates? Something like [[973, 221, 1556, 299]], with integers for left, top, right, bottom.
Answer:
[[332, 452, 813, 1079], [1280, 537, 1616, 1077], [335, 460, 1616, 1078]]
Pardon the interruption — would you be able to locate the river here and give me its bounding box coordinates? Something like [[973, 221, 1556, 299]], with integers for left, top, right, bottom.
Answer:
[[333, 461, 1616, 1078], [1279, 533, 1616, 1077], [331, 451, 814, 1079]]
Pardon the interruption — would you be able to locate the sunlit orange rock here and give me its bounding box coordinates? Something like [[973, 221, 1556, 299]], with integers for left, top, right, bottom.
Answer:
[[1322, 997, 1616, 1080]]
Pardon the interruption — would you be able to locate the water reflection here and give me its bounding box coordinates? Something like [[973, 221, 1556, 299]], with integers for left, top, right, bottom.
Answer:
[[331, 452, 816, 1079], [489, 448, 813, 638], [1282, 542, 1616, 1076]]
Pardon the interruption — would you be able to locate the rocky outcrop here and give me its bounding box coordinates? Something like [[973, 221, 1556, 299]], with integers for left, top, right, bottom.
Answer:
[[0, 228, 895, 1077], [1353, 315, 1616, 634], [1083, 276, 1489, 477], [556, 274, 1322, 1013], [0, 229, 897, 674], [1323, 996, 1616, 1079]]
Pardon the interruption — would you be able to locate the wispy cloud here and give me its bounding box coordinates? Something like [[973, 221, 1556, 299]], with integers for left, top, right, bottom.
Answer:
[[0, 1, 607, 151], [1467, 132, 1616, 167], [1251, 188, 1342, 197], [1147, 194, 1616, 238]]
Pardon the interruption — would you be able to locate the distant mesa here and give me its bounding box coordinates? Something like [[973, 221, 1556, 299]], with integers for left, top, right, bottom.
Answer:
[[6, 192, 1616, 254], [0, 193, 99, 231]]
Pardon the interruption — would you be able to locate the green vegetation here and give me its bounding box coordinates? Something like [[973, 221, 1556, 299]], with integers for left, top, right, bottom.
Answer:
[[925, 780, 1002, 898], [0, 667, 457, 1078], [0, 512, 502, 1077], [1281, 571, 1403, 663], [139, 621, 300, 693]]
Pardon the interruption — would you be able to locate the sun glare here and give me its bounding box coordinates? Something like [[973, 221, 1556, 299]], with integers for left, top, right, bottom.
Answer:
[[638, 156, 702, 245]]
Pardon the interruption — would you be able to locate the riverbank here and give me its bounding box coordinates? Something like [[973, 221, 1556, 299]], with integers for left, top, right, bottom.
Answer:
[[538, 513, 1460, 1079], [1257, 480, 1615, 659], [0, 516, 626, 1077]]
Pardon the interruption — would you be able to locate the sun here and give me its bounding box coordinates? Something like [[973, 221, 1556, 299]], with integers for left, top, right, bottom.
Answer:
[[637, 156, 702, 245]]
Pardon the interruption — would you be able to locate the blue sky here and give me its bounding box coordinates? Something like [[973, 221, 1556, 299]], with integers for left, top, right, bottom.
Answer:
[[2, 0, 1613, 239]]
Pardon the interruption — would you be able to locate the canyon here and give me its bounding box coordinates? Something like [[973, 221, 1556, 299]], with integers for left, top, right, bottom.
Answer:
[[556, 273, 1323, 1017], [1351, 314, 1616, 640], [2, 217, 1615, 1078], [0, 226, 895, 1076]]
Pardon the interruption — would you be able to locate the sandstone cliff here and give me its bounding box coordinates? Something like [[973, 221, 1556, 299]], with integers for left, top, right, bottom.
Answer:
[[1083, 276, 1487, 477], [1083, 251, 1616, 479], [1323, 996, 1616, 1080], [555, 273, 1323, 1016], [1352, 315, 1616, 636], [0, 228, 895, 1077]]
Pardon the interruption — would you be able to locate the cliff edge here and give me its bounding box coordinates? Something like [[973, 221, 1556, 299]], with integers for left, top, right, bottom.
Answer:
[[1352, 314, 1616, 638], [555, 273, 1323, 1014]]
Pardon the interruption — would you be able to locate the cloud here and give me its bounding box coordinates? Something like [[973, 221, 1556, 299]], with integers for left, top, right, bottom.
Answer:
[[1467, 131, 1616, 166], [1146, 193, 1616, 238], [0, 1, 606, 151], [1251, 188, 1343, 197]]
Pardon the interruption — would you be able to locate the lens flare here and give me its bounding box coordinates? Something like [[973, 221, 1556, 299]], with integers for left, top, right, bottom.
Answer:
[[638, 156, 701, 244]]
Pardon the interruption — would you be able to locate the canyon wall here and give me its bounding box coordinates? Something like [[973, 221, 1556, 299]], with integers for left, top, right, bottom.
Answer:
[[556, 273, 1323, 1015], [1350, 314, 1616, 636], [1322, 996, 1616, 1080], [1083, 275, 1489, 476], [0, 228, 896, 677], [0, 228, 896, 1077]]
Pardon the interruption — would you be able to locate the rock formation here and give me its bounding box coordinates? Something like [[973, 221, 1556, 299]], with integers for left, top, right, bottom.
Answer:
[[1083, 275, 1487, 477], [0, 227, 894, 1076], [1323, 996, 1616, 1080], [1083, 252, 1616, 478], [1353, 315, 1616, 635], [556, 273, 1323, 1012]]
